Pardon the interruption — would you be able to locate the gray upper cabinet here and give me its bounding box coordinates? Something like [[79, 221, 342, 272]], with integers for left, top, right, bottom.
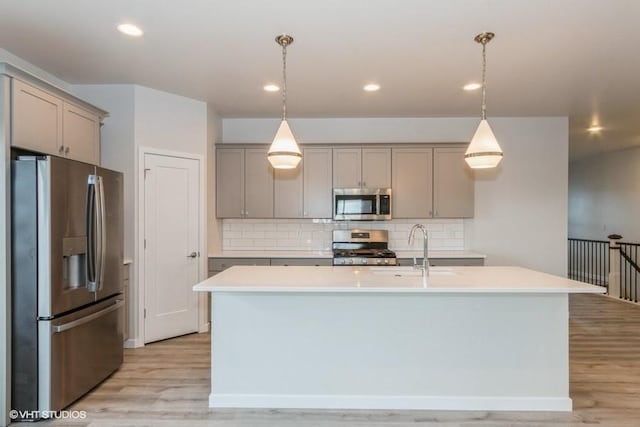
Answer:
[[12, 79, 63, 156], [62, 101, 101, 164], [274, 166, 303, 218], [303, 148, 333, 218], [11, 77, 104, 164], [332, 148, 362, 187], [392, 147, 433, 218], [433, 147, 474, 218], [216, 148, 244, 218], [216, 148, 274, 218], [333, 147, 391, 188], [244, 148, 274, 218], [361, 148, 391, 188]]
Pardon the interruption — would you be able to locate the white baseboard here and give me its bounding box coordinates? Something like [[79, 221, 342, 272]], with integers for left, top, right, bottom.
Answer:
[[208, 393, 572, 412], [199, 322, 210, 333], [123, 338, 144, 349]]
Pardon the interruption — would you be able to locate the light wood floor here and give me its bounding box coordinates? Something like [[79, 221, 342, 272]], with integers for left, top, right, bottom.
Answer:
[[38, 294, 640, 427]]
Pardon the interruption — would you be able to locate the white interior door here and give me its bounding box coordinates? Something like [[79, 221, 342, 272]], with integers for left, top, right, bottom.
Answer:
[[144, 153, 200, 343]]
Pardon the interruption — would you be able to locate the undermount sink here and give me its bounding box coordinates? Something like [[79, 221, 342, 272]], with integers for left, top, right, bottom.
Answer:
[[369, 267, 457, 277]]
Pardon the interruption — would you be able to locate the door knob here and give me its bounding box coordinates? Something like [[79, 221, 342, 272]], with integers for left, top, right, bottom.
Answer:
[[187, 252, 198, 258]]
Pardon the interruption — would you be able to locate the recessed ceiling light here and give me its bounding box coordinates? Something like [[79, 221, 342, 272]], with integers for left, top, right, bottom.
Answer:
[[263, 84, 280, 92], [363, 84, 380, 92], [117, 23, 144, 37], [463, 82, 482, 91], [587, 125, 604, 132]]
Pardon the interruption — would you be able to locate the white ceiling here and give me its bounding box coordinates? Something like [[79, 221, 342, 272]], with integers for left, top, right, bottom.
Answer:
[[1, 0, 639, 159]]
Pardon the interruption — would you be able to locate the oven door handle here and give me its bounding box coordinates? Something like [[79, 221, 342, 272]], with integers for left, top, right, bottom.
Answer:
[[52, 300, 124, 334]]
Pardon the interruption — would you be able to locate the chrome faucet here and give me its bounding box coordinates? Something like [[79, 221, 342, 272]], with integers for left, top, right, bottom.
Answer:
[[408, 224, 429, 276]]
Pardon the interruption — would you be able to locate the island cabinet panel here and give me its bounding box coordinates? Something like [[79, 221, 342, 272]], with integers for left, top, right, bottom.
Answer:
[[62, 101, 101, 164], [303, 148, 333, 218], [274, 166, 303, 218], [244, 148, 274, 218], [392, 147, 433, 218], [11, 78, 63, 156], [216, 148, 274, 218], [216, 149, 244, 218], [433, 147, 474, 218], [333, 147, 391, 188]]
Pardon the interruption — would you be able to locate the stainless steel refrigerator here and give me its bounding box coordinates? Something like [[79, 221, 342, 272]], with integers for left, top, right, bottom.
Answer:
[[11, 155, 124, 416]]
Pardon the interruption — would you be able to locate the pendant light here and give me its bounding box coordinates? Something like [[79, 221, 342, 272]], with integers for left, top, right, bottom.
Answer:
[[465, 32, 503, 169], [267, 34, 302, 169]]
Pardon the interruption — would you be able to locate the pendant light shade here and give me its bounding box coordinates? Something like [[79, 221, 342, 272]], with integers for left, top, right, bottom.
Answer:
[[268, 34, 302, 169], [465, 119, 503, 169], [465, 32, 503, 169], [268, 119, 302, 169]]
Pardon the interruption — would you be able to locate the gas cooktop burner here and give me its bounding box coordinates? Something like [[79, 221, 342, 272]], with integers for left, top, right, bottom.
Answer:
[[332, 229, 397, 266], [333, 249, 396, 258]]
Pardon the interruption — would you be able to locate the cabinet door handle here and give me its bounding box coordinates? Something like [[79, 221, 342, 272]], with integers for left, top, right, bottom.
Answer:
[[58, 145, 65, 154], [429, 210, 433, 217], [65, 146, 70, 155]]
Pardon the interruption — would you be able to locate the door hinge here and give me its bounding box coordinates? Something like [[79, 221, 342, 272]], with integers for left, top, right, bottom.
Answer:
[[144, 239, 146, 249], [144, 168, 151, 178], [144, 308, 147, 319]]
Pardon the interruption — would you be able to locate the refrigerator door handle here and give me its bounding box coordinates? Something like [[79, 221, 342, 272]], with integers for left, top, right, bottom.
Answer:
[[96, 175, 107, 291], [51, 299, 124, 333], [86, 175, 97, 292]]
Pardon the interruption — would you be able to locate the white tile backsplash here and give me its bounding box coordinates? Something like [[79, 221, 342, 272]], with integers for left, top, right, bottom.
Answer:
[[221, 218, 464, 251]]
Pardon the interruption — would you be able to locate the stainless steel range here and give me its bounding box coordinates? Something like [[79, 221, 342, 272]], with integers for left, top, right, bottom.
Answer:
[[332, 229, 397, 266]]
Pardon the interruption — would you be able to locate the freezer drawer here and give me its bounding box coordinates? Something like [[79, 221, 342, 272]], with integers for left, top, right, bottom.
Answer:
[[38, 296, 124, 412]]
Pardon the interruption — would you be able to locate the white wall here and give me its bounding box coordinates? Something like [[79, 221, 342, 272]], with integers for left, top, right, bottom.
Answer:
[[207, 105, 223, 252], [71, 85, 136, 259], [72, 84, 209, 346], [134, 86, 207, 156], [569, 147, 640, 242], [0, 48, 70, 91], [221, 117, 569, 276]]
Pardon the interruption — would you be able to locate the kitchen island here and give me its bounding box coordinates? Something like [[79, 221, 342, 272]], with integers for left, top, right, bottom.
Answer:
[[193, 266, 604, 411]]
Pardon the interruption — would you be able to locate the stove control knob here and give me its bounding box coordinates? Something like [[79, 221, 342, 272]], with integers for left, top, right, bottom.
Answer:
[[361, 259, 368, 265], [347, 259, 354, 265], [376, 259, 383, 265], [384, 259, 389, 264]]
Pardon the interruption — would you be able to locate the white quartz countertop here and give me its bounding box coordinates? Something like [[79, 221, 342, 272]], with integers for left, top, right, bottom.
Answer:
[[207, 250, 485, 259], [193, 265, 605, 294]]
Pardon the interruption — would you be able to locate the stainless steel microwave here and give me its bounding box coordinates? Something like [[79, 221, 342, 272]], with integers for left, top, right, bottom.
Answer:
[[333, 188, 392, 221]]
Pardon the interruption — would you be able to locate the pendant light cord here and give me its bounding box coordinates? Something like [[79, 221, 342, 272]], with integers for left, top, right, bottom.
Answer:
[[281, 42, 288, 121], [481, 40, 487, 120]]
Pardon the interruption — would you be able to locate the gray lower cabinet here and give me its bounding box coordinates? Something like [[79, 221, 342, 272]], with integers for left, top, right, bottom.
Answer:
[[208, 257, 271, 276], [270, 258, 331, 266], [208, 257, 331, 276], [397, 257, 485, 267]]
